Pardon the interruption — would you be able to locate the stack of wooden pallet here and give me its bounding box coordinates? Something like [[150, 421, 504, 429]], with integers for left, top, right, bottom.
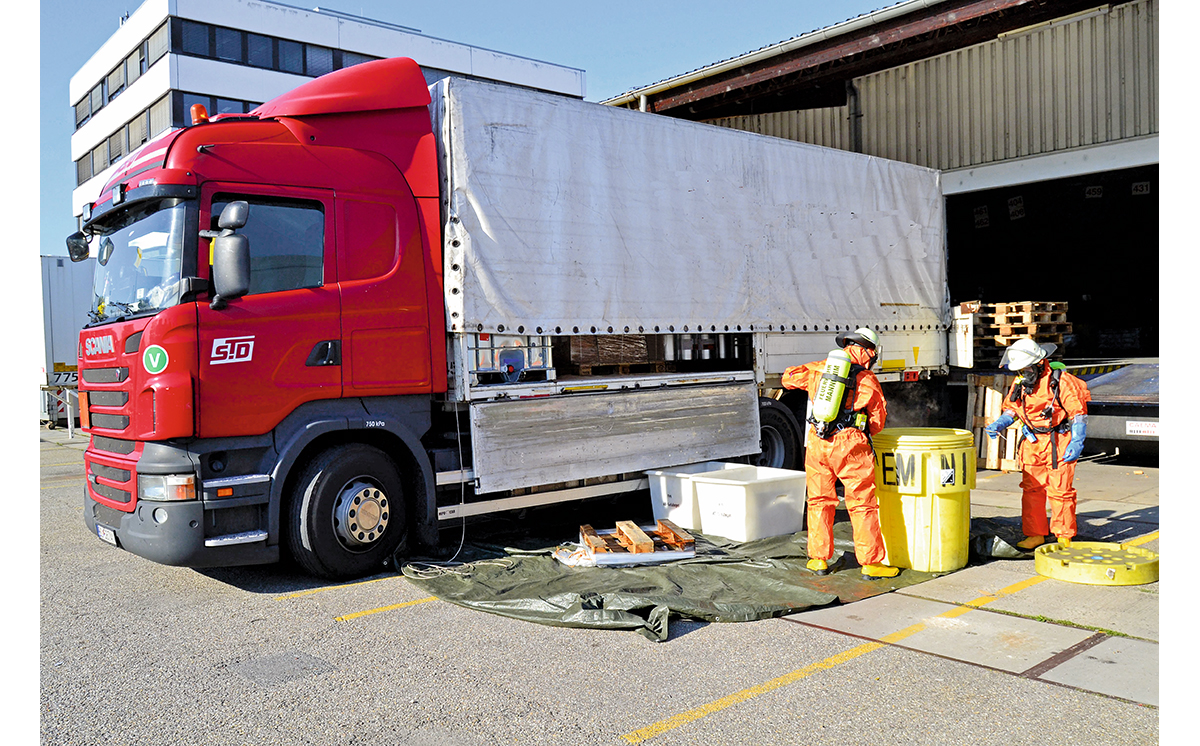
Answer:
[[553, 335, 670, 376], [971, 301, 1070, 368], [552, 519, 697, 567], [965, 372, 1021, 471]]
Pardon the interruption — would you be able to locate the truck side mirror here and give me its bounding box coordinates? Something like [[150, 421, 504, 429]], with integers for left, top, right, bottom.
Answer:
[[218, 201, 249, 230], [66, 232, 90, 263], [211, 233, 251, 309], [210, 201, 251, 309]]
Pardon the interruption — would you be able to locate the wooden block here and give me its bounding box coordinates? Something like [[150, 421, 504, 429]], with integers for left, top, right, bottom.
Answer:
[[615, 521, 654, 553], [580, 524, 610, 553]]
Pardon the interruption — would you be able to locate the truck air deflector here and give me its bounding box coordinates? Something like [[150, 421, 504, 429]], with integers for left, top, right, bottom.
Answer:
[[251, 57, 430, 118], [468, 381, 760, 494]]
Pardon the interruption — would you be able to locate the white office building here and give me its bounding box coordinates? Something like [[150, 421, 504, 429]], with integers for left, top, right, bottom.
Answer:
[[69, 0, 586, 223]]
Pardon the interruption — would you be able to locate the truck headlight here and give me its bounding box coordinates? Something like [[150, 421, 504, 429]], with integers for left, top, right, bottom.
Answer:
[[139, 474, 196, 501]]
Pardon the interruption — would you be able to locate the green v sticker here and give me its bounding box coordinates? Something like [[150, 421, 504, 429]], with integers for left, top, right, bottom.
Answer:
[[143, 345, 169, 374]]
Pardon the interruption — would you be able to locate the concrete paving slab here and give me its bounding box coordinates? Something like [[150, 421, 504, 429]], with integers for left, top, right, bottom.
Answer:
[[899, 562, 1159, 641], [974, 462, 1158, 505], [1077, 500, 1160, 524], [967, 488, 1023, 510], [1039, 636, 1159, 706], [797, 592, 1094, 674]]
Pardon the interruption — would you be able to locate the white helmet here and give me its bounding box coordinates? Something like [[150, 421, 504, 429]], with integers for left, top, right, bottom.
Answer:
[[1000, 338, 1057, 371], [835, 327, 880, 352]]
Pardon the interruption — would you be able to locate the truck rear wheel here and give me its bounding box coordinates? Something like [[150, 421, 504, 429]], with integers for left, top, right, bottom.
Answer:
[[755, 397, 803, 470], [286, 443, 407, 579]]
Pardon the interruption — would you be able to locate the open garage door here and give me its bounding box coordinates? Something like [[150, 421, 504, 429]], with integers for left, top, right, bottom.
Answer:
[[945, 165, 1158, 360]]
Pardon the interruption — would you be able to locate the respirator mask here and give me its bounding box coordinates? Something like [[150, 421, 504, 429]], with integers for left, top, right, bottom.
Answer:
[[1019, 364, 1042, 392]]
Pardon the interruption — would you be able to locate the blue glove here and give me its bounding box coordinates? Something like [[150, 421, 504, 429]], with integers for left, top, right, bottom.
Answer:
[[984, 412, 1015, 439], [1062, 415, 1087, 462]]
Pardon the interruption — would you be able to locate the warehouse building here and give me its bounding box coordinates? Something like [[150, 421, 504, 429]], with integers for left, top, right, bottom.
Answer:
[[69, 0, 585, 226], [605, 0, 1158, 359]]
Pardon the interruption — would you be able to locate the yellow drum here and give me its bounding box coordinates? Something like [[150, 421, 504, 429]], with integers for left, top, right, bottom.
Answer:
[[873, 427, 975, 572]]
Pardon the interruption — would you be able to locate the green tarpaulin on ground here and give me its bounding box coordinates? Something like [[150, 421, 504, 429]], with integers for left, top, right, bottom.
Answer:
[[402, 516, 1029, 642]]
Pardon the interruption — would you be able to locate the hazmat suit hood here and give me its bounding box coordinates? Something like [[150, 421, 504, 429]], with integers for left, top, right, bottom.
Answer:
[[845, 343, 875, 369]]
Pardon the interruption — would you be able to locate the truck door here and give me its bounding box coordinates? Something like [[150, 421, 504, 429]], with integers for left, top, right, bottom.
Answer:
[[336, 193, 433, 396], [196, 185, 341, 438]]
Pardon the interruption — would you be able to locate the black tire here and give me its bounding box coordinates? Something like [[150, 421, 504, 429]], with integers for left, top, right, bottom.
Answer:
[[286, 443, 407, 580], [755, 397, 803, 470]]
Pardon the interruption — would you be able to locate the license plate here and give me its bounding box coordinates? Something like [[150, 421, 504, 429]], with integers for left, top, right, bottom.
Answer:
[[96, 524, 117, 546]]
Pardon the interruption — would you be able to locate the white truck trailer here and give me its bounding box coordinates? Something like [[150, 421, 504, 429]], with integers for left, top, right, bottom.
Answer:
[[431, 75, 949, 509], [40, 255, 95, 427]]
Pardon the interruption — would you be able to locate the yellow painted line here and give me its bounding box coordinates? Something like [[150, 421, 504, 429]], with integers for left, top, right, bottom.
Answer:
[[1123, 530, 1159, 548], [621, 573, 1049, 743], [277, 575, 402, 600], [335, 596, 437, 622], [621, 642, 885, 744]]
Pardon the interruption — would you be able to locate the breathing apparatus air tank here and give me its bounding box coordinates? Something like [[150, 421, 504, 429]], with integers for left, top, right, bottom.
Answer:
[[812, 350, 853, 423]]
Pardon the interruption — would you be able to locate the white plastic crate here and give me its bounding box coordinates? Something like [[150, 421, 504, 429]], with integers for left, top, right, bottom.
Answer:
[[692, 466, 807, 542], [644, 461, 745, 531]]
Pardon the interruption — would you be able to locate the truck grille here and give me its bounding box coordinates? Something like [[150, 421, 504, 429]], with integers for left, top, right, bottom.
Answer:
[[87, 391, 128, 406], [91, 435, 135, 455], [92, 502, 127, 528], [90, 463, 131, 482], [82, 367, 129, 384], [92, 479, 131, 504], [90, 413, 130, 430]]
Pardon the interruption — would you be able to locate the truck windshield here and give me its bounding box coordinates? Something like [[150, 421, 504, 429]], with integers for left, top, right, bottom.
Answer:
[[89, 198, 188, 324]]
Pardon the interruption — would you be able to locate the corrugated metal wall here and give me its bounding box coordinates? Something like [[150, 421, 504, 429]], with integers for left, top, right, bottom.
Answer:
[[711, 0, 1157, 171]]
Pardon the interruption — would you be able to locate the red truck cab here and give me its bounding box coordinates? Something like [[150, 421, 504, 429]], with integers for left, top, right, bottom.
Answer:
[[73, 58, 448, 578]]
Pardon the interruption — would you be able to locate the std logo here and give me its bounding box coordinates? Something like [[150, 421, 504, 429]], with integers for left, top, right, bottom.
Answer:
[[211, 336, 255, 365]]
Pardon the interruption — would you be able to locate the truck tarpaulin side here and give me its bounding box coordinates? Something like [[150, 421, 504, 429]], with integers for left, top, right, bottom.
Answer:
[[432, 76, 947, 337]]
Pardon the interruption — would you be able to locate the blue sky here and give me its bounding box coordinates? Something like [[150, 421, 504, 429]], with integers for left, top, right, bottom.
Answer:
[[38, 0, 889, 258]]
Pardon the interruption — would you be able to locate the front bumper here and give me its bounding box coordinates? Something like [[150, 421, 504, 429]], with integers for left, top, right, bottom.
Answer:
[[84, 487, 278, 568]]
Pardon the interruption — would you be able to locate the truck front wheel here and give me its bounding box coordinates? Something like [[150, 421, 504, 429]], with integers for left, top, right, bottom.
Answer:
[[286, 443, 407, 579]]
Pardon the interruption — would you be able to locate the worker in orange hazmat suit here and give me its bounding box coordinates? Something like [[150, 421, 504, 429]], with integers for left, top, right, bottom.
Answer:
[[782, 327, 899, 579], [984, 338, 1091, 550]]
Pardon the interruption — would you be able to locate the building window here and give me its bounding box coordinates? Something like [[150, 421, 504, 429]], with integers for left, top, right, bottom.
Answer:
[[106, 66, 125, 101], [107, 131, 125, 165], [128, 110, 149, 149], [147, 22, 169, 65], [75, 99, 90, 128], [126, 47, 143, 87], [306, 45, 333, 77], [215, 97, 246, 115], [89, 84, 104, 117], [278, 39, 304, 74], [248, 33, 273, 68], [215, 26, 243, 62], [175, 91, 257, 125], [341, 51, 373, 68], [149, 95, 171, 137], [181, 19, 210, 56], [76, 156, 92, 186], [90, 142, 109, 178]]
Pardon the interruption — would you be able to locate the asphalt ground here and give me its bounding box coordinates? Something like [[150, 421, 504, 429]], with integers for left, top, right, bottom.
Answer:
[[30, 425, 1180, 745]]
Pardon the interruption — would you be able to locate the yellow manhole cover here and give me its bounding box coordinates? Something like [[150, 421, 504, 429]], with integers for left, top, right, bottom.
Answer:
[[1033, 541, 1158, 586]]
